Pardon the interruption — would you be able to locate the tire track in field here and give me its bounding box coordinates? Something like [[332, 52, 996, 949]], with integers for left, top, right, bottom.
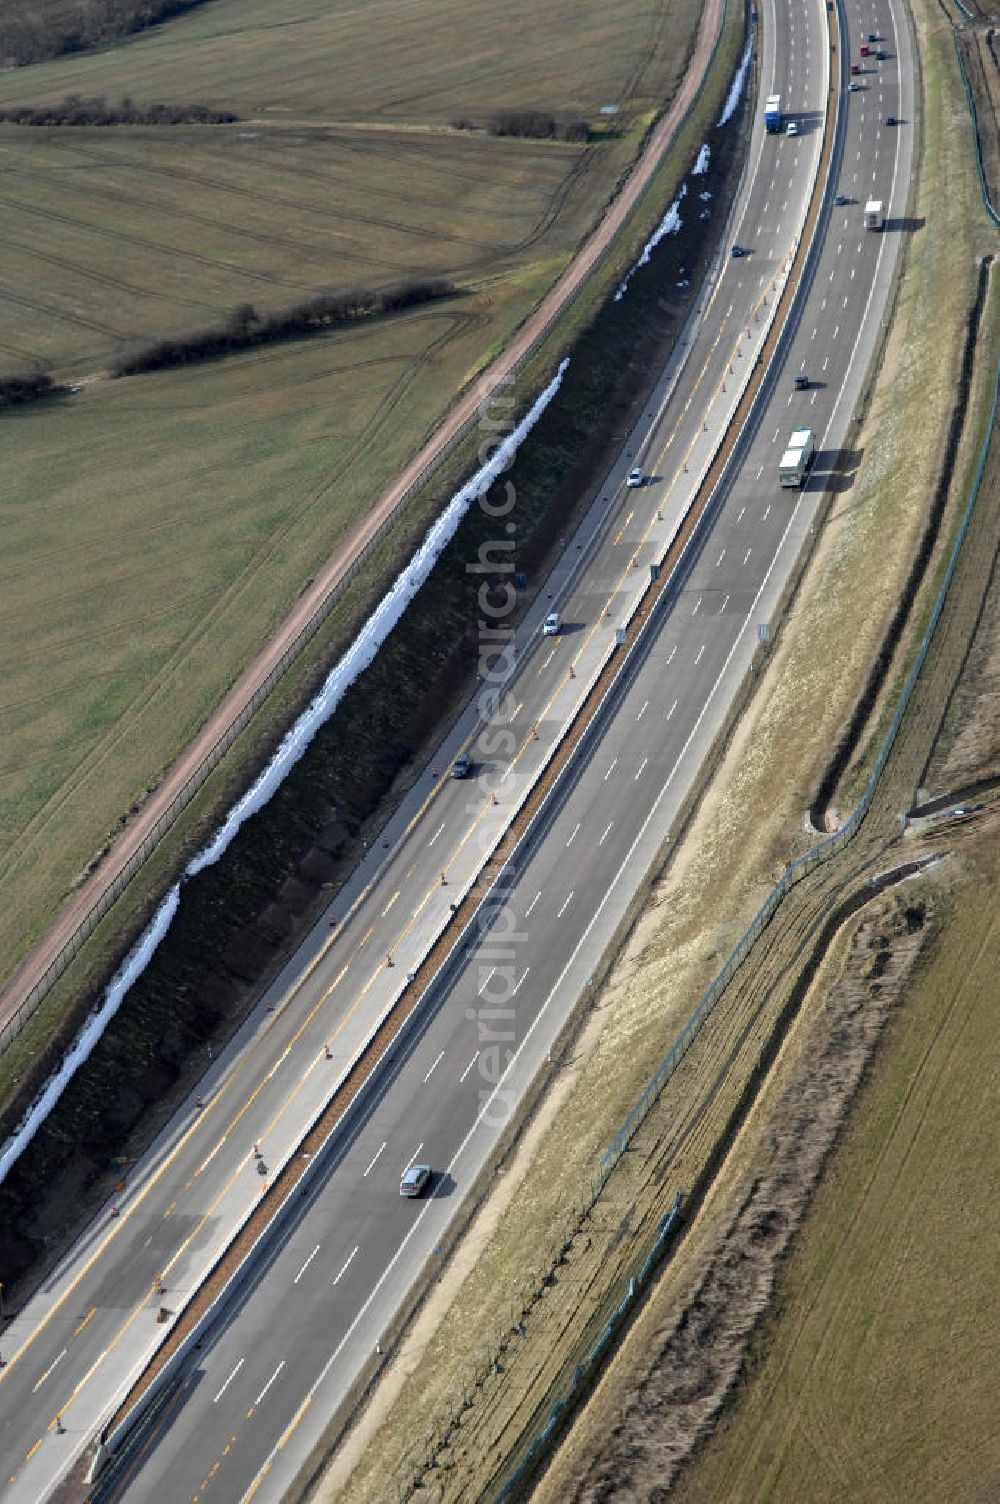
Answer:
[[0, 283, 129, 341], [614, 0, 681, 120], [1, 161, 389, 276], [227, 129, 599, 278], [276, 131, 545, 196], [0, 308, 484, 888], [89, 126, 518, 215], [0, 190, 332, 296], [0, 333, 42, 367], [0, 232, 221, 315], [269, 125, 602, 278], [27, 139, 493, 260]]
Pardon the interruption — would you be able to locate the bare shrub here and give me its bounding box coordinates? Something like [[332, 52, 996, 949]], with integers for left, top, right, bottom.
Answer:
[[0, 372, 59, 407], [0, 94, 238, 126], [112, 279, 455, 377]]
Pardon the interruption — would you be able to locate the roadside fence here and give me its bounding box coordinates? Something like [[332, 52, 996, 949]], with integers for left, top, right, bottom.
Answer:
[[951, 27, 1000, 228]]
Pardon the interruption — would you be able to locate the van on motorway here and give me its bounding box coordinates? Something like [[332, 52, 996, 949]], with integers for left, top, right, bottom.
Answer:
[[543, 611, 562, 636]]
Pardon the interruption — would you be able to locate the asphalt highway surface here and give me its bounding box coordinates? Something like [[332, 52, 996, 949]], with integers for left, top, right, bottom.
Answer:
[[0, 0, 914, 1496]]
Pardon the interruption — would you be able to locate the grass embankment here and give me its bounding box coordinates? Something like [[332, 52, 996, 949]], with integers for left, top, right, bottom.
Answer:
[[0, 0, 700, 991], [316, 3, 1000, 1498], [0, 0, 734, 1301], [824, 0, 999, 820]]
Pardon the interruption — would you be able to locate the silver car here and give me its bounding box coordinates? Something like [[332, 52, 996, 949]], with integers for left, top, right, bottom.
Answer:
[[400, 1164, 432, 1198]]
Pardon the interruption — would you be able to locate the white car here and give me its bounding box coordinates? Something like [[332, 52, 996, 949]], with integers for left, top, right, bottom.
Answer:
[[543, 611, 562, 636], [785, 120, 798, 136], [626, 467, 644, 488]]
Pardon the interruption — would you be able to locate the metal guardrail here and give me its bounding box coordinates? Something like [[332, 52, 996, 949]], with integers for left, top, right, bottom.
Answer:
[[0, 0, 736, 1060], [602, 347, 1000, 1173]]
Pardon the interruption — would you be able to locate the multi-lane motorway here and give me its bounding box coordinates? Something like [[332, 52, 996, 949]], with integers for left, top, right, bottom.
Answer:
[[0, 0, 914, 1497]]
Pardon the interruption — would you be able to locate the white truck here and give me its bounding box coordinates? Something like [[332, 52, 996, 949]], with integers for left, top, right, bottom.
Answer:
[[778, 427, 815, 487], [864, 198, 884, 231]]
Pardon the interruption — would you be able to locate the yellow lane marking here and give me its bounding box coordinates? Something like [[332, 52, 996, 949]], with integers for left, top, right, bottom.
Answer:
[[242, 1396, 311, 1503]]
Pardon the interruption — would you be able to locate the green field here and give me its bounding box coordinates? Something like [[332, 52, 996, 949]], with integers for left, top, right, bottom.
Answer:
[[0, 0, 703, 987], [0, 0, 687, 387], [0, 0, 677, 121], [0, 281, 538, 976], [0, 122, 632, 376]]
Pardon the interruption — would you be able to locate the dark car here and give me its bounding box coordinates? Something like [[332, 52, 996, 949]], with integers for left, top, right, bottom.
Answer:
[[731, 243, 746, 258], [834, 192, 848, 205], [876, 48, 887, 59], [868, 30, 879, 40], [794, 375, 810, 391], [885, 114, 897, 126], [450, 751, 473, 779]]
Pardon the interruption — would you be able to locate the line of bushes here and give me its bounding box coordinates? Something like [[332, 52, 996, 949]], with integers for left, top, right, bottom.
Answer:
[[0, 94, 238, 126], [0, 0, 215, 67], [0, 373, 61, 408], [452, 110, 591, 143], [111, 278, 456, 377]]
